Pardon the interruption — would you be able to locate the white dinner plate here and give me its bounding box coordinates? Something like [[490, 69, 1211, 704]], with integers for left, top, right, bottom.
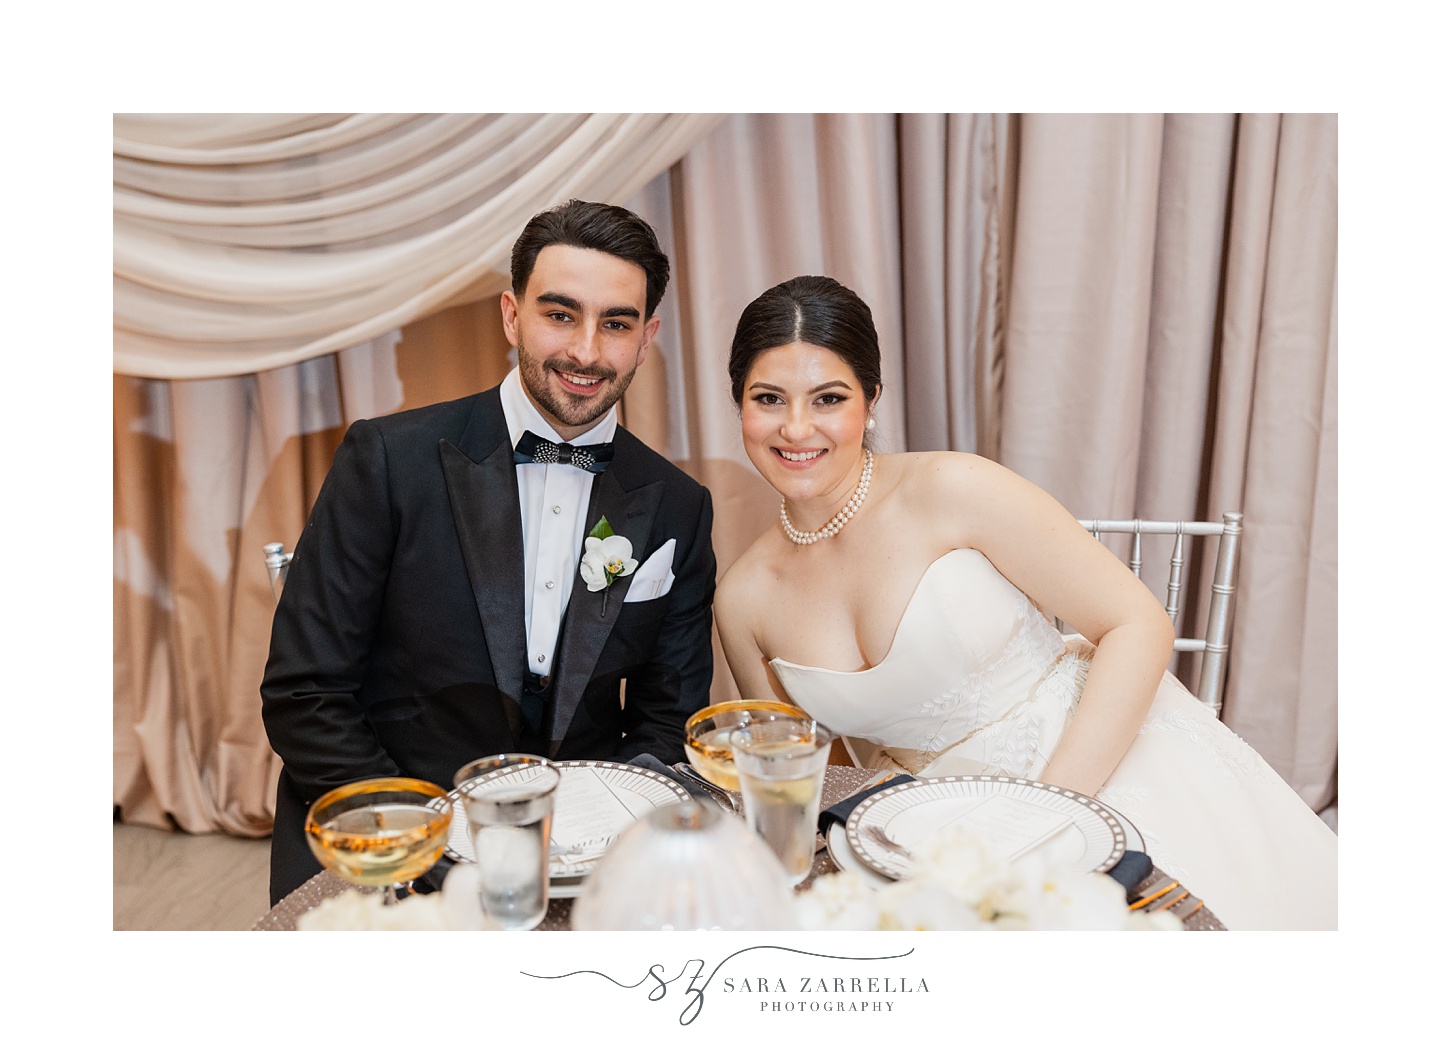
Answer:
[[845, 775, 1135, 879], [826, 795, 1141, 887], [434, 760, 690, 899]]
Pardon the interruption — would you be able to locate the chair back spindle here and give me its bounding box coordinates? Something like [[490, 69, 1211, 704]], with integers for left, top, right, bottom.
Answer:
[[1196, 512, 1242, 714], [1164, 527, 1185, 626], [1056, 512, 1243, 716]]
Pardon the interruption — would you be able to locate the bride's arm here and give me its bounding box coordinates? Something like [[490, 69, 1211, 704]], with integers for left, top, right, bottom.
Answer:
[[715, 560, 794, 703], [928, 454, 1175, 797]]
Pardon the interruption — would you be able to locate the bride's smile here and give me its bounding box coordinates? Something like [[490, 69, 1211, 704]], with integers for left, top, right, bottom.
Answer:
[[775, 447, 825, 464]]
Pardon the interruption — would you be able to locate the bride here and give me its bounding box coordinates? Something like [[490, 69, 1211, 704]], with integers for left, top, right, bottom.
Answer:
[[714, 275, 1337, 930]]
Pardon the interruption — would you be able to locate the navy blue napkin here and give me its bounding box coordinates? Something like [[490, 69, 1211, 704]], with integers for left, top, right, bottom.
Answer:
[[414, 854, 454, 895], [1103, 849, 1153, 894], [816, 774, 916, 836], [626, 752, 715, 800]]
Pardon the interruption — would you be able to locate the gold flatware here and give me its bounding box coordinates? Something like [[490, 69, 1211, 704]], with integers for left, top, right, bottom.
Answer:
[[1129, 878, 1206, 922]]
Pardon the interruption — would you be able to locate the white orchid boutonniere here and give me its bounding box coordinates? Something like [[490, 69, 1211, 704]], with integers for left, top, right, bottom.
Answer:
[[579, 516, 638, 593]]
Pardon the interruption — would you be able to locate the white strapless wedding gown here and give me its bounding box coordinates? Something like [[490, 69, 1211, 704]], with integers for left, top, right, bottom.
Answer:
[[771, 549, 1337, 930]]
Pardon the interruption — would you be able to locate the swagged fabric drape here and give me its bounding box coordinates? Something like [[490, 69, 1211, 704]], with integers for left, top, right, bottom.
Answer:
[[113, 113, 1336, 841], [114, 113, 725, 378]]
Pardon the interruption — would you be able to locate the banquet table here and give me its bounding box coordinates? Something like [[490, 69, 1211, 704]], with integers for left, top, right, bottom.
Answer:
[[253, 765, 1225, 931]]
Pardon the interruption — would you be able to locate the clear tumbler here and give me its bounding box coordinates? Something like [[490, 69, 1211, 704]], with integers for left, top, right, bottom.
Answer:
[[453, 754, 560, 930], [729, 720, 834, 886]]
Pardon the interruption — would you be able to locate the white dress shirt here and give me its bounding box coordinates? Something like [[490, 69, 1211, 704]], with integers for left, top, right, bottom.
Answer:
[[499, 367, 617, 679]]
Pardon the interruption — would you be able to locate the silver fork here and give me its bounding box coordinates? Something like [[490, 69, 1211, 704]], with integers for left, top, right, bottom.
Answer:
[[672, 762, 744, 813], [549, 836, 614, 861]]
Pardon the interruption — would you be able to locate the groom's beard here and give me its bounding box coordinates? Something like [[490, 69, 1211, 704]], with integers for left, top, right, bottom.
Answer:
[[516, 334, 639, 431]]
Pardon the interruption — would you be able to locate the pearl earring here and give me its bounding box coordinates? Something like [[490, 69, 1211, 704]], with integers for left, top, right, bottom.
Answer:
[[866, 416, 877, 431]]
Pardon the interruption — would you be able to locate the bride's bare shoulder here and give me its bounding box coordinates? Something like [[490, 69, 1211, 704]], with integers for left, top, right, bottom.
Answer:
[[716, 533, 777, 616], [889, 450, 1000, 497]]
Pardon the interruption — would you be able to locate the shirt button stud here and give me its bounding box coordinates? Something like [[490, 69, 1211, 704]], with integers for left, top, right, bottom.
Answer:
[[537, 654, 545, 663], [552, 505, 562, 515], [545, 580, 555, 589]]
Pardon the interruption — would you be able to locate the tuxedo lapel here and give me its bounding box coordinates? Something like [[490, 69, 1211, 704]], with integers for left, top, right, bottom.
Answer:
[[439, 399, 525, 745], [547, 460, 664, 755]]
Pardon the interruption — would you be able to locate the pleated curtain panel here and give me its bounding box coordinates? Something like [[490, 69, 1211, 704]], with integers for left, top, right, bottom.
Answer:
[[113, 113, 1337, 839]]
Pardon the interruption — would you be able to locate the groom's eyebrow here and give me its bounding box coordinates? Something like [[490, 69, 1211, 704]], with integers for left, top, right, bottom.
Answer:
[[535, 291, 640, 321], [535, 291, 583, 311]]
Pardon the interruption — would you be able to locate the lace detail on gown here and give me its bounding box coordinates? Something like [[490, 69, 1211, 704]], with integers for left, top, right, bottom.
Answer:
[[976, 650, 1091, 777], [900, 572, 1077, 773], [1137, 708, 1276, 787]]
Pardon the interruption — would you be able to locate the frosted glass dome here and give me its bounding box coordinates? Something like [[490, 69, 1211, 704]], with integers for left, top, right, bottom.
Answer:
[[570, 799, 798, 930]]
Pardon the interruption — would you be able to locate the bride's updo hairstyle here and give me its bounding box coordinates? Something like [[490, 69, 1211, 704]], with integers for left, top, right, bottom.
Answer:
[[728, 275, 882, 409]]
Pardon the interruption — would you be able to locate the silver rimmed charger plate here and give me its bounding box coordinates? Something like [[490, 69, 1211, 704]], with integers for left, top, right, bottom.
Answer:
[[433, 760, 690, 899], [826, 823, 893, 888], [843, 775, 1138, 880]]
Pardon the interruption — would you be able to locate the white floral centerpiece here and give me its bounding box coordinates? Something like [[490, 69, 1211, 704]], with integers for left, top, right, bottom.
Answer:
[[297, 889, 456, 931], [796, 827, 1182, 931]]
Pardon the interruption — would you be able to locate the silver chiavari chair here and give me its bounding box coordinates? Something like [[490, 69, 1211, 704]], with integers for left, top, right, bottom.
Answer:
[[263, 542, 294, 603], [1058, 512, 1243, 716]]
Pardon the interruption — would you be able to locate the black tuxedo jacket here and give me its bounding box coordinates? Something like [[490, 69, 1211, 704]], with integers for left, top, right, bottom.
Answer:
[[260, 387, 715, 903]]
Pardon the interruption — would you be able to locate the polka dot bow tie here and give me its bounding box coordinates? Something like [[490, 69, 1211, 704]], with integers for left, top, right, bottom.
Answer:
[[512, 430, 615, 474]]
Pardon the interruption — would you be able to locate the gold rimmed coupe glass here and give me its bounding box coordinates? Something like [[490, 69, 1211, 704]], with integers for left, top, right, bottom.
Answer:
[[304, 777, 452, 904], [683, 700, 812, 813]]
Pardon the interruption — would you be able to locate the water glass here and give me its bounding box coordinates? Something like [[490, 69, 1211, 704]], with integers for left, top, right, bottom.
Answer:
[[453, 754, 560, 931], [729, 720, 835, 886]]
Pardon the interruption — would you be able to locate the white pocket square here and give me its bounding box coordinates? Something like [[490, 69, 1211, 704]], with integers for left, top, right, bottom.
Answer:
[[623, 539, 676, 603]]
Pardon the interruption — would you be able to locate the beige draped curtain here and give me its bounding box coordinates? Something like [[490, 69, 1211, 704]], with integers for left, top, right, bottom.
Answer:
[[114, 113, 725, 378], [114, 113, 1336, 840]]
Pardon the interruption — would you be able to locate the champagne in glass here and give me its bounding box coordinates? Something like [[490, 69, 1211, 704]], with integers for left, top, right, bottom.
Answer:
[[683, 725, 741, 791], [683, 700, 812, 810], [305, 778, 452, 903]]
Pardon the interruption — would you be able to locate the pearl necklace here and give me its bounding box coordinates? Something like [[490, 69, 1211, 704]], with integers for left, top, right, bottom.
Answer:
[[779, 449, 874, 545]]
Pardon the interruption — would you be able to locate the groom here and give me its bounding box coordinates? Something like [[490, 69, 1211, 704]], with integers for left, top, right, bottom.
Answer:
[[260, 199, 716, 904]]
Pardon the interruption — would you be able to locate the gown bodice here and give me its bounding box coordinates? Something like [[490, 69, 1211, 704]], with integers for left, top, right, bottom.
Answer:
[[771, 549, 1090, 778]]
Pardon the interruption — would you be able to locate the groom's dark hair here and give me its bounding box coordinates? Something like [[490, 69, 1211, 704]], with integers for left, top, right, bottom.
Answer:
[[728, 275, 883, 407], [511, 199, 671, 318]]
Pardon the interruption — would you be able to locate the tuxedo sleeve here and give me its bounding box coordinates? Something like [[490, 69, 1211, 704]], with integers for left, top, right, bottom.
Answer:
[[615, 483, 716, 763], [260, 418, 401, 801]]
